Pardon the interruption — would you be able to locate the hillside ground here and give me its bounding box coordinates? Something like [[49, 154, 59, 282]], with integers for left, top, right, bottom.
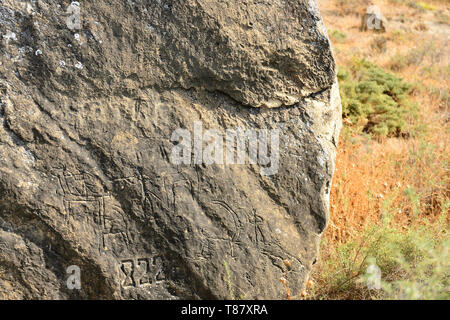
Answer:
[[308, 0, 449, 299]]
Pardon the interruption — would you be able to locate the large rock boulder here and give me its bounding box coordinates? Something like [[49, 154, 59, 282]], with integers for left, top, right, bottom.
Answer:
[[0, 0, 341, 299]]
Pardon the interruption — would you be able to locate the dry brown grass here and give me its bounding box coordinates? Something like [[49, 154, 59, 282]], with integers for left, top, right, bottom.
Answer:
[[328, 128, 448, 245], [318, 0, 449, 244], [308, 0, 450, 299]]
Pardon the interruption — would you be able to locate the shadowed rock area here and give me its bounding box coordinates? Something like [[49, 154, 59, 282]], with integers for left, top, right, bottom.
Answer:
[[0, 0, 341, 299]]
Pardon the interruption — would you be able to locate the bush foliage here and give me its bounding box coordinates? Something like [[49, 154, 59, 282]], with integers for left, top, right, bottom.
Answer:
[[338, 58, 417, 137], [311, 209, 449, 300]]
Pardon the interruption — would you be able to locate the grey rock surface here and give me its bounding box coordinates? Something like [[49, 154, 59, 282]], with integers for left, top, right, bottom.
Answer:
[[0, 0, 341, 299]]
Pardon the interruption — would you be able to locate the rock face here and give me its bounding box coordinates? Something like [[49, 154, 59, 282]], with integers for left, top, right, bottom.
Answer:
[[361, 5, 387, 32], [0, 0, 341, 299]]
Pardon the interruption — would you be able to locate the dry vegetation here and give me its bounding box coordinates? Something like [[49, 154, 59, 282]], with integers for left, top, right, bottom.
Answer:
[[309, 0, 449, 299]]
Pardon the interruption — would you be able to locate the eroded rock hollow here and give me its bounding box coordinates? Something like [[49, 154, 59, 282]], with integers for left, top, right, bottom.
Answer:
[[0, 0, 341, 299]]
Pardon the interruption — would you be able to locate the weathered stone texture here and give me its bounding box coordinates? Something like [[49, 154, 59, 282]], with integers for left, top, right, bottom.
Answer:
[[0, 0, 341, 299]]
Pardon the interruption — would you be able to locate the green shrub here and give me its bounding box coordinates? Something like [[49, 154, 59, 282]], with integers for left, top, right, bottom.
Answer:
[[338, 58, 417, 137], [382, 232, 449, 299], [312, 209, 449, 300]]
